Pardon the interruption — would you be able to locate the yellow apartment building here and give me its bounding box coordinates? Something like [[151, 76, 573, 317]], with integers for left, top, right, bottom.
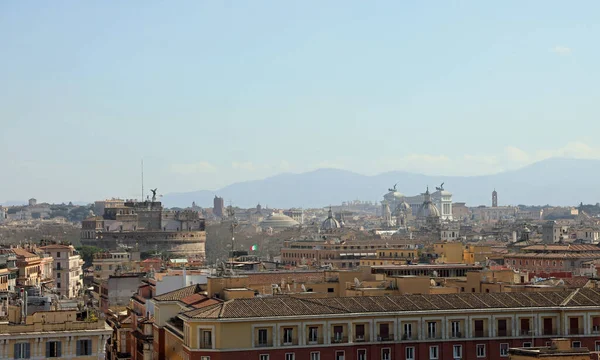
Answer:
[[0, 307, 112, 359], [152, 288, 600, 360]]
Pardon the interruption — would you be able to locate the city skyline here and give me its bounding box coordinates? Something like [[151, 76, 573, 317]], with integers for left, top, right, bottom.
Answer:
[[2, 1, 600, 202]]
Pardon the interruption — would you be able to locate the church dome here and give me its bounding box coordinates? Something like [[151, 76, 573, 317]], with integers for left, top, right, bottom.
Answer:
[[321, 208, 341, 230], [260, 213, 299, 230], [418, 202, 440, 218], [417, 187, 440, 219]]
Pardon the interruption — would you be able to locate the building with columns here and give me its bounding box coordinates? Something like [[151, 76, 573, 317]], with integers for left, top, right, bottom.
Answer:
[[383, 184, 453, 221], [151, 287, 600, 360]]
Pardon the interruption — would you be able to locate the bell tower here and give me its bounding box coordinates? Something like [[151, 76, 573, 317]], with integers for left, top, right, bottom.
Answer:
[[492, 189, 498, 207]]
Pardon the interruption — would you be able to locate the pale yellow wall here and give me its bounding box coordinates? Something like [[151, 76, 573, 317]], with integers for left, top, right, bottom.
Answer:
[[223, 289, 255, 300], [430, 286, 460, 294], [395, 276, 430, 294], [432, 242, 464, 263], [207, 276, 249, 297], [165, 329, 186, 360]]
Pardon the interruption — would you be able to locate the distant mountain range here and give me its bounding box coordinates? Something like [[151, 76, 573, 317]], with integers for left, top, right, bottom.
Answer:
[[161, 158, 598, 209]]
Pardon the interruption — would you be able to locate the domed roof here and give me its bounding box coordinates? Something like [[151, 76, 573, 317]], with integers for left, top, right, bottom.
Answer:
[[398, 201, 411, 210], [418, 202, 440, 218], [260, 213, 299, 229], [417, 187, 440, 218], [321, 208, 341, 230]]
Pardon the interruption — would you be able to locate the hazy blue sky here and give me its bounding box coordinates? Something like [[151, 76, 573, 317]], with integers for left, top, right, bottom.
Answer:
[[1, 1, 599, 203]]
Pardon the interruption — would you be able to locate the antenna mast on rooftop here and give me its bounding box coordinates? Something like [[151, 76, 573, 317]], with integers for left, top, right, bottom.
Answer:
[[141, 159, 144, 202]]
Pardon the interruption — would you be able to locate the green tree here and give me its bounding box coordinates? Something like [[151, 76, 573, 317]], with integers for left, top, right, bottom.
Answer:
[[76, 245, 103, 266]]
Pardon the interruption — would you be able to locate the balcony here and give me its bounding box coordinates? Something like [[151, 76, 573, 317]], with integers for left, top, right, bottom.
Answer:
[[402, 333, 415, 340], [199, 342, 213, 349], [256, 340, 273, 348], [542, 329, 558, 336], [520, 329, 533, 336], [307, 337, 323, 345], [473, 330, 488, 338], [497, 330, 511, 337], [377, 334, 394, 341], [427, 332, 441, 340], [281, 339, 298, 346], [355, 336, 367, 343], [450, 331, 463, 339], [331, 336, 349, 344], [569, 328, 584, 335]]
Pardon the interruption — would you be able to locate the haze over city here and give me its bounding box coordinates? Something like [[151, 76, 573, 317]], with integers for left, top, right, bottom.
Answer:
[[2, 1, 600, 203]]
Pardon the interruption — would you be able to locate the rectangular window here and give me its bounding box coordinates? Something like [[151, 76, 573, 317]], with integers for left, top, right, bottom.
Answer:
[[404, 323, 413, 339], [258, 329, 268, 346], [595, 341, 600, 352], [406, 347, 415, 360], [283, 328, 293, 345], [474, 320, 484, 337], [309, 327, 318, 343], [333, 325, 344, 342], [382, 348, 391, 360], [259, 355, 269, 360], [453, 345, 462, 359], [523, 342, 532, 348], [46, 341, 62, 358], [285, 353, 295, 360], [428, 322, 437, 338], [476, 344, 486, 358], [356, 324, 365, 341], [311, 352, 321, 360], [379, 323, 390, 341], [14, 343, 31, 359], [500, 343, 509, 357], [76, 339, 92, 356], [451, 321, 461, 338], [572, 341, 581, 348], [57, 272, 61, 278], [429, 345, 439, 360], [57, 252, 61, 258], [497, 319, 507, 336], [336, 351, 345, 360], [200, 357, 210, 360], [357, 349, 367, 360], [56, 262, 61, 270], [202, 330, 212, 348]]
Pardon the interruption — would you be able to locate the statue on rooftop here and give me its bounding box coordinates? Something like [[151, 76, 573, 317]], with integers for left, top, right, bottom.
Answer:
[[388, 183, 398, 192], [436, 182, 445, 191], [151, 188, 157, 202]]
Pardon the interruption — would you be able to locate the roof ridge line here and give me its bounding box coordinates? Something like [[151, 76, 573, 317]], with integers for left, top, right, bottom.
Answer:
[[560, 288, 580, 307]]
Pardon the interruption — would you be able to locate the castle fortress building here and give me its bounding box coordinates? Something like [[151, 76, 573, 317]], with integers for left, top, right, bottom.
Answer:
[[81, 200, 206, 258], [383, 183, 453, 221]]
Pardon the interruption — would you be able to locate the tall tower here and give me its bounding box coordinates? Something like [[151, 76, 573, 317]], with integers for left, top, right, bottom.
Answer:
[[492, 189, 498, 208]]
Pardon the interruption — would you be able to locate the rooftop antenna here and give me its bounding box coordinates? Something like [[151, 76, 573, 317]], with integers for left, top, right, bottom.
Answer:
[[141, 159, 144, 202]]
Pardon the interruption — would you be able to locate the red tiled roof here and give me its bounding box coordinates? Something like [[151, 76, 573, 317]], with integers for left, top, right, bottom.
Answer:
[[153, 284, 202, 302], [522, 244, 600, 252], [180, 289, 600, 320], [12, 248, 37, 258]]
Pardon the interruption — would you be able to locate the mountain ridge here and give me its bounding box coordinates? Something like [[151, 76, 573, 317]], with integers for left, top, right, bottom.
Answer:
[[162, 158, 598, 208]]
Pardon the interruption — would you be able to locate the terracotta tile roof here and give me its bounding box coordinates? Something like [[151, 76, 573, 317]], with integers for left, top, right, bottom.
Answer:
[[12, 248, 37, 258], [506, 253, 600, 259], [153, 284, 202, 302], [191, 299, 222, 308], [522, 244, 600, 252], [180, 289, 600, 320], [39, 244, 73, 249]]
